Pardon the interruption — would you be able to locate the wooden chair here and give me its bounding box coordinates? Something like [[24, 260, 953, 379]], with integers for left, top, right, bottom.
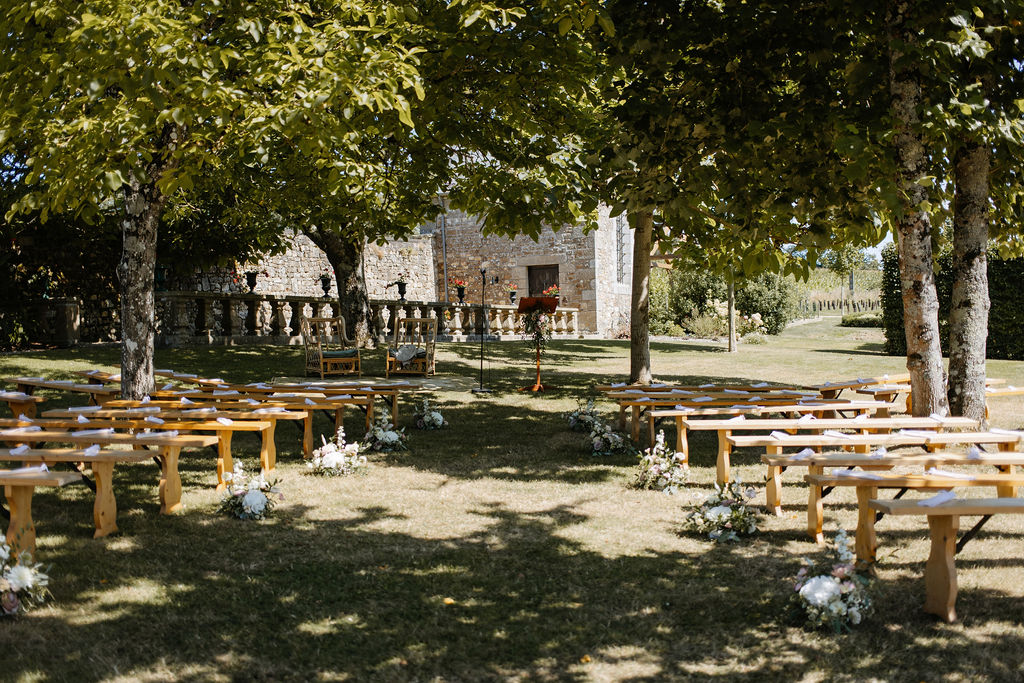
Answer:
[[385, 318, 437, 378], [301, 317, 361, 378]]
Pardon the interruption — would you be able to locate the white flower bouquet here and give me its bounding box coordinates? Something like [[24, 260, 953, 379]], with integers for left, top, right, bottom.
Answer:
[[413, 398, 448, 430], [362, 406, 408, 452], [218, 462, 282, 520], [633, 430, 689, 493], [307, 426, 367, 476], [564, 398, 601, 433], [683, 480, 760, 541], [791, 529, 872, 632], [0, 542, 49, 616], [589, 420, 635, 457]]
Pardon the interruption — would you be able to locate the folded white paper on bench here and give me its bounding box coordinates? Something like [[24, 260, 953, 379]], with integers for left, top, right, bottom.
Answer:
[[610, 382, 626, 388], [751, 382, 769, 388], [13, 464, 48, 474], [145, 416, 165, 425], [790, 448, 816, 460], [174, 373, 198, 379], [216, 417, 234, 426], [141, 396, 151, 404], [967, 446, 982, 460], [798, 414, 817, 422], [673, 405, 693, 411], [136, 431, 177, 439], [84, 445, 100, 456], [19, 377, 45, 381], [73, 429, 114, 437], [0, 426, 42, 434], [624, 389, 643, 394], [853, 413, 869, 421], [699, 383, 715, 389], [77, 415, 89, 424], [898, 429, 934, 438], [254, 407, 287, 414], [650, 383, 665, 388], [244, 399, 260, 405], [747, 396, 762, 402], [67, 406, 101, 413], [989, 428, 1021, 436], [929, 413, 947, 422], [833, 470, 883, 480], [823, 430, 852, 439], [918, 490, 957, 507], [0, 391, 32, 400], [727, 415, 746, 422], [183, 408, 217, 415], [769, 431, 791, 440], [160, 383, 175, 391], [670, 389, 693, 395], [925, 468, 976, 480], [17, 415, 33, 422], [179, 398, 195, 405], [175, 389, 200, 395], [10, 445, 30, 456], [724, 389, 749, 395], [857, 378, 874, 384], [692, 397, 713, 403], [155, 369, 173, 374], [798, 401, 824, 406], [868, 447, 888, 459], [126, 407, 161, 414], [327, 395, 352, 400], [272, 393, 298, 398], [213, 390, 240, 396], [305, 398, 317, 405]]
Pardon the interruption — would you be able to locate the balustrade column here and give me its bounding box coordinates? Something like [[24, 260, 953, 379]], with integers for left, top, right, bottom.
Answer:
[[289, 300, 305, 337], [220, 297, 233, 337]]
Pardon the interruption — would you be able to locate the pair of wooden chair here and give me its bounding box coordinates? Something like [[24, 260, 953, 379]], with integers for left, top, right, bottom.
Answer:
[[301, 316, 436, 379]]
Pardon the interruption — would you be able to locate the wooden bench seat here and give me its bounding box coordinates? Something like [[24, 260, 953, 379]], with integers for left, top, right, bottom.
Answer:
[[674, 415, 976, 486], [804, 374, 910, 400], [790, 450, 1024, 542], [12, 414, 280, 491], [0, 390, 47, 419], [867, 497, 1024, 622], [4, 377, 121, 405], [0, 430, 217, 536], [1, 467, 83, 558], [804, 471, 1024, 570]]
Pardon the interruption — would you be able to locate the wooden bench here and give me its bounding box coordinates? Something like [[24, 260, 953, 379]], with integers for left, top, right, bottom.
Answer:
[[804, 471, 1024, 568], [736, 429, 1023, 514], [0, 430, 218, 536], [2, 467, 83, 558], [675, 415, 976, 485], [794, 450, 1024, 543], [0, 390, 47, 419], [868, 497, 1024, 622], [4, 377, 121, 405], [804, 374, 910, 400], [20, 412, 283, 491]]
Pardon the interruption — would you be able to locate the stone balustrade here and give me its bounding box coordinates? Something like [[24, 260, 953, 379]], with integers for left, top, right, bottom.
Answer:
[[154, 292, 581, 347]]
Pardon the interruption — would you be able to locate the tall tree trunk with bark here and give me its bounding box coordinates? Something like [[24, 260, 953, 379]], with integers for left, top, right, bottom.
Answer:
[[887, 0, 948, 416], [629, 211, 653, 384], [303, 227, 376, 346], [117, 177, 165, 400], [947, 139, 990, 420]]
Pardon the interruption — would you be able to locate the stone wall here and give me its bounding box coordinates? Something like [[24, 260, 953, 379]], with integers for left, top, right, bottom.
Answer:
[[362, 235, 437, 302], [592, 209, 634, 337], [426, 210, 608, 333]]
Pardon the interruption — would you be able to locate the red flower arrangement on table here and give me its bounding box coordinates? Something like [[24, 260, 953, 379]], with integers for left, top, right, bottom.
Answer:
[[448, 276, 468, 288], [542, 284, 559, 297]]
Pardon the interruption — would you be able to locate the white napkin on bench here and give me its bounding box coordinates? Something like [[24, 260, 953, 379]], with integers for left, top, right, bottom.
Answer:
[[12, 464, 48, 474], [73, 429, 114, 437], [925, 468, 976, 480], [789, 448, 816, 461], [918, 490, 957, 507], [9, 445, 30, 456], [84, 445, 101, 456]]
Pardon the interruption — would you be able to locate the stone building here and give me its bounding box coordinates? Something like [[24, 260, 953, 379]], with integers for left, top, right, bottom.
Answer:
[[176, 206, 633, 337]]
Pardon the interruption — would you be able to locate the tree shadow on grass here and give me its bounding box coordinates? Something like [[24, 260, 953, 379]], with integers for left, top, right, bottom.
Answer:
[[10, 485, 1024, 682]]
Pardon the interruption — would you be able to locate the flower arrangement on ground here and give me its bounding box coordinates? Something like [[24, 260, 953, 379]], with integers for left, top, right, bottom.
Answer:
[[589, 420, 635, 457], [1, 543, 49, 616], [362, 406, 408, 452], [791, 529, 873, 633], [218, 462, 282, 520], [413, 398, 448, 430], [542, 284, 559, 297], [564, 398, 601, 433], [307, 426, 367, 476], [683, 480, 760, 541], [633, 430, 690, 494]]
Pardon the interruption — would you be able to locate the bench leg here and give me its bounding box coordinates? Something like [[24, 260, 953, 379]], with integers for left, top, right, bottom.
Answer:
[[366, 398, 375, 432], [631, 406, 640, 442], [158, 446, 183, 514], [807, 464, 824, 544], [391, 393, 399, 423], [855, 485, 878, 567], [678, 419, 689, 467], [303, 414, 314, 459], [765, 463, 782, 516], [260, 424, 276, 476], [997, 448, 1018, 497], [924, 514, 959, 622], [217, 431, 234, 493], [91, 461, 119, 538], [5, 484, 36, 559], [9, 399, 37, 419], [716, 433, 731, 487]]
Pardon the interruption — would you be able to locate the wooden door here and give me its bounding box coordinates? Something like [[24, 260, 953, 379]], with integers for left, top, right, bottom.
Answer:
[[527, 265, 559, 296]]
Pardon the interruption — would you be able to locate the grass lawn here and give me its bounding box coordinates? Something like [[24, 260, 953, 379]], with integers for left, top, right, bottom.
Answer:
[[2, 318, 1024, 681]]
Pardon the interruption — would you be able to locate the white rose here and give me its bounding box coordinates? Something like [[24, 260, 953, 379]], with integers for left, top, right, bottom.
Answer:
[[798, 575, 842, 608], [321, 452, 343, 469], [706, 505, 732, 523], [4, 564, 36, 592], [242, 490, 268, 516], [382, 430, 400, 445]]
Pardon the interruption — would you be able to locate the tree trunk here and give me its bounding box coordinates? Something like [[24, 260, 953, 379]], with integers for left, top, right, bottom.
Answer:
[[629, 211, 653, 384], [888, 0, 948, 416], [947, 139, 990, 420], [117, 179, 164, 400], [727, 274, 736, 352], [303, 227, 376, 346]]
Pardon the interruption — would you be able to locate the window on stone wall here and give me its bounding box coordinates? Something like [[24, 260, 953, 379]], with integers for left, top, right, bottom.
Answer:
[[615, 214, 627, 283], [528, 265, 559, 296]]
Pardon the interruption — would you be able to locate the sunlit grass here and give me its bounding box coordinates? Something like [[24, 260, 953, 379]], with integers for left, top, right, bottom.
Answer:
[[0, 319, 1023, 680]]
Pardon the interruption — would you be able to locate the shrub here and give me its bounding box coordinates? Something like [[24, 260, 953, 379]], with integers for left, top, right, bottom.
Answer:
[[736, 273, 796, 335], [840, 311, 882, 328], [684, 310, 727, 339]]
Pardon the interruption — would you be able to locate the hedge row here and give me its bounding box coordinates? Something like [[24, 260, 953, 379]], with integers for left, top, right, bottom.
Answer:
[[881, 244, 1024, 360]]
